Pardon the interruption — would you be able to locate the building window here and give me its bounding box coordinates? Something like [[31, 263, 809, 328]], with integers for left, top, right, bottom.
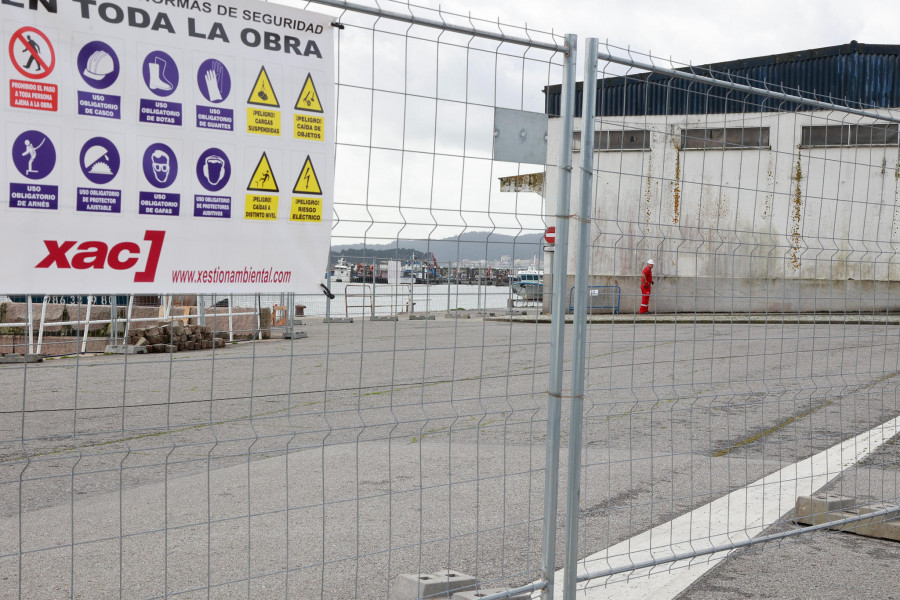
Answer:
[[681, 127, 770, 150], [801, 124, 899, 147], [573, 129, 651, 152]]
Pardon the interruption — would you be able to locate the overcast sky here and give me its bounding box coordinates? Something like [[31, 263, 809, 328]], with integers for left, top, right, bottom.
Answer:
[[284, 0, 900, 246], [408, 0, 900, 68]]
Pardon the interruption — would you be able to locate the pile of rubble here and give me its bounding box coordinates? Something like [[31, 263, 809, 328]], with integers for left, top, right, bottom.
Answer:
[[126, 324, 226, 353]]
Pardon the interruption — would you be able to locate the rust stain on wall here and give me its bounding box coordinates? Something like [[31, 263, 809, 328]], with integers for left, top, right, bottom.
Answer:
[[672, 150, 681, 224], [644, 160, 653, 234], [790, 151, 803, 269]]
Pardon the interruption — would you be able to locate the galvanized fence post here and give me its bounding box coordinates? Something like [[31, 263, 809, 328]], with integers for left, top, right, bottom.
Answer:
[[541, 31, 578, 600], [562, 36, 599, 600]]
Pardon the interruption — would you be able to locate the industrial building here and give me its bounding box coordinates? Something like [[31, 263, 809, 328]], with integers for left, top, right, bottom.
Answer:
[[507, 42, 900, 313]]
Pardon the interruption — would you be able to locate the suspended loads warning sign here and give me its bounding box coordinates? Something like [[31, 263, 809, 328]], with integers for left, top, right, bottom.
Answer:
[[0, 0, 334, 294]]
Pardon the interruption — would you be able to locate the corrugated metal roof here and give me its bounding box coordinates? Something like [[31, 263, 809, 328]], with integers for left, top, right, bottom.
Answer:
[[544, 41, 900, 117]]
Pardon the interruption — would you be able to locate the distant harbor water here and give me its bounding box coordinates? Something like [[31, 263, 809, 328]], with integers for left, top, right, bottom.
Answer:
[[215, 281, 528, 317]]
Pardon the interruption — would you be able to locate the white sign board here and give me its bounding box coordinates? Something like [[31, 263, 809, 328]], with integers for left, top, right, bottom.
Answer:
[[1, 0, 334, 293]]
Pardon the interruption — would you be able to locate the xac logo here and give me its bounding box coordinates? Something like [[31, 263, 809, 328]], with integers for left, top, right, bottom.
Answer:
[[36, 230, 165, 282]]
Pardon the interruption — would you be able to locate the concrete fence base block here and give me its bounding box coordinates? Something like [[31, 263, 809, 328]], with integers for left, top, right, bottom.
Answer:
[[445, 313, 471, 319], [390, 570, 478, 600], [0, 353, 44, 363], [282, 330, 309, 339], [410, 314, 436, 320], [451, 588, 531, 600], [104, 345, 148, 355], [795, 494, 900, 541], [370, 316, 399, 322], [323, 317, 354, 323]]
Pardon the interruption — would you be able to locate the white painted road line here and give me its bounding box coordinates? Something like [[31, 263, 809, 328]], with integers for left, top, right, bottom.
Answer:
[[547, 415, 900, 599]]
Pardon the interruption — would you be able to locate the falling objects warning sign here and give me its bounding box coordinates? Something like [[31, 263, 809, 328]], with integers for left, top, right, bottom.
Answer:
[[245, 152, 279, 221], [294, 74, 324, 142], [247, 66, 280, 136], [8, 26, 58, 111], [295, 74, 322, 112]]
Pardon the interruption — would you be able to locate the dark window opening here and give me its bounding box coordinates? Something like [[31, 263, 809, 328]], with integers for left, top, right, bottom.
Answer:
[[681, 127, 770, 150]]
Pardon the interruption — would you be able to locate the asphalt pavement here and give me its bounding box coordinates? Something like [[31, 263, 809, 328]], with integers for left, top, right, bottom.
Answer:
[[1, 313, 898, 599]]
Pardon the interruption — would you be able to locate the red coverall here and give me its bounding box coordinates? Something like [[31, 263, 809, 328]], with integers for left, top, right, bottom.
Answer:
[[639, 263, 653, 313]]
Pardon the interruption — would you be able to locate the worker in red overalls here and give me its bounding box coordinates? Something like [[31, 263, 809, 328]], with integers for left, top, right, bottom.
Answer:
[[639, 259, 654, 314]]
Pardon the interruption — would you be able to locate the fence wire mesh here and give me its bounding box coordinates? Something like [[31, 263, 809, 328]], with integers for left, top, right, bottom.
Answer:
[[1, 0, 565, 598], [563, 42, 900, 597], [4, 1, 900, 599]]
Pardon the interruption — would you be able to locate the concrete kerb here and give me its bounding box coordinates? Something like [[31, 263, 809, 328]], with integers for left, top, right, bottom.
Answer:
[[0, 353, 44, 363], [485, 312, 900, 325]]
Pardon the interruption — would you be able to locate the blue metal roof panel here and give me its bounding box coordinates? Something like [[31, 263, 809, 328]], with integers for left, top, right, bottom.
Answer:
[[544, 42, 900, 117]]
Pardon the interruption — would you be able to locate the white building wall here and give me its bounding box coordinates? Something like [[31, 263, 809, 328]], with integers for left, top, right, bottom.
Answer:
[[542, 109, 900, 312]]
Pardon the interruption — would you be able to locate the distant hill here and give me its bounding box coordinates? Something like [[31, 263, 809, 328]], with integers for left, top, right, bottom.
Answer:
[[331, 231, 545, 263]]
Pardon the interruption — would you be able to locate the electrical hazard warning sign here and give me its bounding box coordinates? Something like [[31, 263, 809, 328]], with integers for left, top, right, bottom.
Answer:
[[293, 156, 322, 195]]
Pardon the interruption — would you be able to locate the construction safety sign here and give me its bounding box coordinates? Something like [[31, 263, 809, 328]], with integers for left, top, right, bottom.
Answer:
[[0, 0, 335, 294]]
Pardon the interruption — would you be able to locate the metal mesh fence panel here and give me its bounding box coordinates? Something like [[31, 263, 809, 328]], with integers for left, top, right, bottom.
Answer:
[[6, 2, 900, 599], [0, 1, 569, 598], [561, 42, 900, 597]]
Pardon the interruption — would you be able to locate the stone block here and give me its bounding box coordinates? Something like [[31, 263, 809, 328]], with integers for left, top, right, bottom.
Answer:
[[452, 589, 530, 600], [104, 345, 148, 355], [214, 338, 226, 348], [185, 341, 195, 350], [390, 570, 477, 600], [201, 340, 212, 349], [146, 327, 161, 337], [795, 493, 856, 525], [164, 344, 177, 353]]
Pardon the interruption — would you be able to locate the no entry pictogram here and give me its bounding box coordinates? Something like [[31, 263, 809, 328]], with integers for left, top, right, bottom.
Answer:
[[8, 26, 55, 80]]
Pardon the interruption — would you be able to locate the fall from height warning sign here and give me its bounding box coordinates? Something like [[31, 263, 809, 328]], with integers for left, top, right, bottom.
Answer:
[[248, 152, 279, 192], [294, 73, 325, 142], [293, 156, 322, 195], [245, 152, 279, 221], [247, 66, 281, 136]]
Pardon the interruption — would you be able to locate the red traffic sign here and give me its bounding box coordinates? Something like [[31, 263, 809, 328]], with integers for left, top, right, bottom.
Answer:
[[9, 26, 55, 80], [544, 226, 556, 244]]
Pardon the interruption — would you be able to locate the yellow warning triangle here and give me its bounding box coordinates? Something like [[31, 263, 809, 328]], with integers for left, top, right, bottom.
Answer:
[[294, 74, 323, 113], [293, 156, 322, 195], [247, 66, 280, 107], [248, 152, 279, 192]]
